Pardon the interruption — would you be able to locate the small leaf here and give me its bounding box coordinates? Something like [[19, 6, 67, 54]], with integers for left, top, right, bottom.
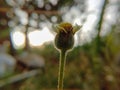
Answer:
[[52, 24, 67, 33], [56, 25, 67, 33], [72, 24, 82, 34], [52, 24, 59, 33]]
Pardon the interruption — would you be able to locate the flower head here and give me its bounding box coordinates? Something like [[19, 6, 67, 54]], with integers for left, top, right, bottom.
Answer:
[[53, 22, 81, 51]]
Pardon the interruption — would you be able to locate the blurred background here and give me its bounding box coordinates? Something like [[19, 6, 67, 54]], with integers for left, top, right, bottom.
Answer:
[[0, 0, 120, 90]]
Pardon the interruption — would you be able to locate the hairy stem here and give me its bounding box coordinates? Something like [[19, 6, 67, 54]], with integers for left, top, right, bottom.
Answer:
[[58, 49, 67, 90]]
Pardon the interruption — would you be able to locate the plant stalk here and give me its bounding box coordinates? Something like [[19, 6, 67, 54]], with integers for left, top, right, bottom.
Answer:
[[58, 49, 67, 90]]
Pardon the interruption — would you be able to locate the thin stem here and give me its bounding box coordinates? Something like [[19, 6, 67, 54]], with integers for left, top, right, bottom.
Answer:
[[95, 0, 108, 53], [58, 49, 67, 90]]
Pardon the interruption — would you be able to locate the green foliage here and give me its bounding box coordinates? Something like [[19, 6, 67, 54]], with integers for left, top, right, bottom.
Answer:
[[0, 29, 9, 39]]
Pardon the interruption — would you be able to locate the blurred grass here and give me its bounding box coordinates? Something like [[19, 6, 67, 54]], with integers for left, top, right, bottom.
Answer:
[[0, 29, 120, 90], [16, 31, 120, 90], [0, 29, 9, 39]]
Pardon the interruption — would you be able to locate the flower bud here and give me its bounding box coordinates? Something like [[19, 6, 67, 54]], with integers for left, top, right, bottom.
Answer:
[[55, 31, 74, 51], [54, 22, 81, 51]]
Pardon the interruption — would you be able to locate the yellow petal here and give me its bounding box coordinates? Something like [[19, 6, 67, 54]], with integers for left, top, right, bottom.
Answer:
[[73, 24, 82, 34]]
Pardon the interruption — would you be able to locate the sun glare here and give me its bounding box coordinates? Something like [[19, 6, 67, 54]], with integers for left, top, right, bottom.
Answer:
[[11, 31, 25, 49], [28, 27, 54, 47]]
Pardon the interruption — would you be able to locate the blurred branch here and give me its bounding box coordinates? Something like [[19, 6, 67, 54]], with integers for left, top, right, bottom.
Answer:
[[0, 70, 41, 88], [0, 7, 61, 15], [95, 0, 108, 53], [24, 24, 30, 51], [97, 0, 108, 36]]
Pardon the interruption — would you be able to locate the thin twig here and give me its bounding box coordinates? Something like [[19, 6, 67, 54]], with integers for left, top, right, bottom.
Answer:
[[0, 7, 61, 15], [0, 70, 41, 88]]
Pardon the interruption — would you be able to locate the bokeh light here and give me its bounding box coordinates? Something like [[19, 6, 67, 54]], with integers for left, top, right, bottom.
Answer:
[[11, 30, 25, 49], [28, 27, 54, 47]]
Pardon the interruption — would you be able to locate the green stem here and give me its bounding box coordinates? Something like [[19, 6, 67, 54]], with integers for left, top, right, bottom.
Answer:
[[58, 49, 67, 90]]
